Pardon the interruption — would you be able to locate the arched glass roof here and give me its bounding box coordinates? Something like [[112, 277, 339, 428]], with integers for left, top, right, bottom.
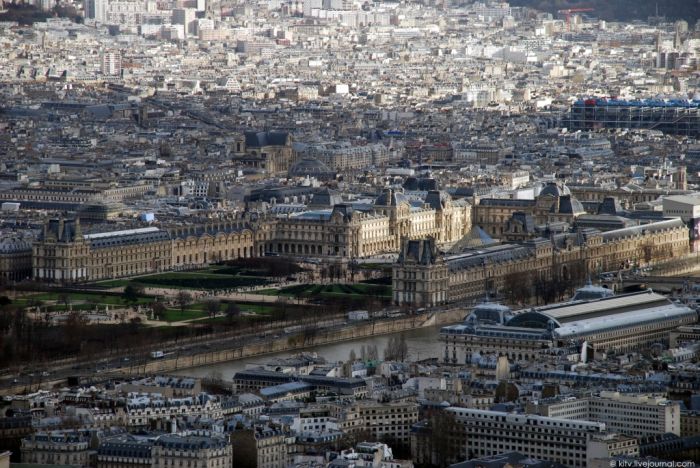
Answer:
[[507, 311, 560, 330]]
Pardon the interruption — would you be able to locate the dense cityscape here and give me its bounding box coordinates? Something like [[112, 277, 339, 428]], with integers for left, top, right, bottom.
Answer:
[[1, 0, 700, 466]]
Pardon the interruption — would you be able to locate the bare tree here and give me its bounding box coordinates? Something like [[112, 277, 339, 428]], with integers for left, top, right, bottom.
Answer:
[[123, 284, 145, 305], [367, 344, 379, 361], [57, 293, 71, 311], [205, 299, 220, 319], [384, 334, 409, 361], [175, 291, 193, 319], [503, 272, 531, 305], [225, 302, 241, 323], [151, 301, 166, 321]]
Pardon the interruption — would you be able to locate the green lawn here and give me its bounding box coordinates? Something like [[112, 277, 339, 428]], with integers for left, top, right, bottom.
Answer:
[[255, 283, 391, 299], [19, 292, 153, 308], [239, 303, 275, 314], [91, 266, 278, 291], [161, 308, 208, 322], [128, 272, 271, 290]]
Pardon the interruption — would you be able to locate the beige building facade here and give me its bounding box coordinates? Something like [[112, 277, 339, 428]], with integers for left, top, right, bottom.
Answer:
[[394, 218, 690, 308], [267, 189, 471, 258], [33, 218, 257, 283], [32, 189, 469, 284]]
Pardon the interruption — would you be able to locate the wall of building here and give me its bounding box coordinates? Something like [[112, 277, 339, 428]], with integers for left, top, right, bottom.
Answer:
[[394, 219, 690, 307]]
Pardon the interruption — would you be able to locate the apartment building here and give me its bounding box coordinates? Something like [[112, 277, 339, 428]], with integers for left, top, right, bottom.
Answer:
[[338, 401, 419, 448], [21, 430, 96, 466], [125, 394, 222, 429], [152, 434, 232, 468], [527, 391, 681, 437], [447, 407, 606, 468], [586, 433, 640, 464]]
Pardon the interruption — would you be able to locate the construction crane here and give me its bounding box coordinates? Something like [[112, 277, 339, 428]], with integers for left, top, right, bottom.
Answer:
[[558, 8, 594, 31]]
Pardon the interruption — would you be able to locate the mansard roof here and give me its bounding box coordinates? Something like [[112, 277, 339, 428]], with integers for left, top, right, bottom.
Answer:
[[398, 238, 439, 265], [374, 188, 409, 207], [447, 244, 531, 271], [86, 227, 171, 249], [244, 131, 290, 148], [424, 190, 451, 210], [601, 217, 685, 241]]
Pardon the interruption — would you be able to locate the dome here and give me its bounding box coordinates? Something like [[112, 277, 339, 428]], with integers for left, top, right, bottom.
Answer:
[[539, 181, 571, 198], [0, 237, 32, 254], [464, 302, 513, 325], [288, 157, 335, 180], [571, 282, 614, 301]]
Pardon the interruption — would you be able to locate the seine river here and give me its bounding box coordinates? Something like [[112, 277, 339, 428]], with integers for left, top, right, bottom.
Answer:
[[174, 324, 447, 380]]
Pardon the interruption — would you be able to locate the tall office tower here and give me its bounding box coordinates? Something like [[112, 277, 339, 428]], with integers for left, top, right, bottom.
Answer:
[[84, 0, 108, 22], [101, 51, 122, 76], [196, 0, 205, 12]]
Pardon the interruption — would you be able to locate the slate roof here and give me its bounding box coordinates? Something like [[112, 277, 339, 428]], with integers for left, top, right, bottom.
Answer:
[[601, 218, 685, 241], [479, 198, 536, 208], [553, 195, 585, 214], [98, 434, 152, 458], [244, 131, 289, 147], [155, 434, 228, 450], [86, 228, 171, 249], [260, 382, 313, 398], [539, 181, 571, 198], [447, 244, 530, 271], [424, 190, 451, 210], [375, 188, 409, 206]]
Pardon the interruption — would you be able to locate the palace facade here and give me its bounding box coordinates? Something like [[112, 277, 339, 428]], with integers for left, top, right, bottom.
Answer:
[[32, 187, 470, 283], [265, 188, 471, 258], [32, 218, 259, 283], [473, 182, 586, 238], [393, 217, 690, 308]]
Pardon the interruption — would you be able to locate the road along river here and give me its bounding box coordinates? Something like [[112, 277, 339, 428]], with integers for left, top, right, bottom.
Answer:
[[174, 324, 445, 379]]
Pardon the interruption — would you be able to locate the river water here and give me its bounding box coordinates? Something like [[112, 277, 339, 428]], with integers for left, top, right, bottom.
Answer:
[[174, 325, 446, 380]]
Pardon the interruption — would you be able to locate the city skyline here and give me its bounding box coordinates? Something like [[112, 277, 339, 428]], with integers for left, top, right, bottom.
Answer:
[[0, 1, 700, 467]]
